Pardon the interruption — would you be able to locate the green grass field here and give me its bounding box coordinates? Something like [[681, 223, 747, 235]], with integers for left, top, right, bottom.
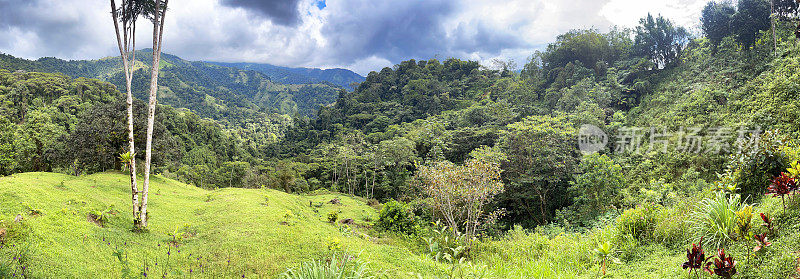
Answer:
[[0, 172, 443, 278], [1, 172, 798, 278]]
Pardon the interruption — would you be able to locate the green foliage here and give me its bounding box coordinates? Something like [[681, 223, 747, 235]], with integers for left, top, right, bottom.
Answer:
[[416, 158, 504, 238], [616, 204, 658, 241], [167, 223, 191, 245], [208, 61, 365, 90], [423, 222, 469, 263], [723, 130, 791, 199], [327, 211, 339, 224], [592, 241, 620, 276], [542, 28, 632, 73], [376, 200, 418, 235], [88, 205, 115, 226], [565, 154, 625, 226], [732, 0, 771, 50], [687, 193, 745, 250], [702, 1, 737, 49], [280, 253, 376, 279], [634, 13, 690, 68], [499, 115, 579, 226]]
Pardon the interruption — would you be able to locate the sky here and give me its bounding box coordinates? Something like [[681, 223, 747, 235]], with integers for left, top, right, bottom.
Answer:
[[0, 0, 714, 75]]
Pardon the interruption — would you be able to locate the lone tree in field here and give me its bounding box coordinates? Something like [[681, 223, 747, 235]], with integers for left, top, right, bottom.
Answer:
[[141, 0, 169, 229], [110, 0, 146, 228], [416, 157, 504, 238]]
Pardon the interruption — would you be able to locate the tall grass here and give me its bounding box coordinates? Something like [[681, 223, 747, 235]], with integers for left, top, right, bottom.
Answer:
[[687, 192, 744, 250]]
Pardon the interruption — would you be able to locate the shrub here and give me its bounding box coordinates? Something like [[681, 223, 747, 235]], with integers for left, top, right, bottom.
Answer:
[[725, 130, 790, 199], [280, 253, 375, 279], [616, 203, 658, 242], [687, 193, 745, 250], [376, 200, 418, 235], [416, 158, 504, 238], [327, 211, 339, 224]]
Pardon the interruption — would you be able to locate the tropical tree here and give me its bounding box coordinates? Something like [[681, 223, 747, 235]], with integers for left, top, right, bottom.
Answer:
[[141, 0, 169, 228], [110, 0, 145, 228], [568, 153, 625, 223], [498, 115, 579, 226], [0, 116, 17, 175], [701, 1, 736, 50], [634, 14, 690, 68], [416, 158, 504, 238], [732, 0, 771, 51]]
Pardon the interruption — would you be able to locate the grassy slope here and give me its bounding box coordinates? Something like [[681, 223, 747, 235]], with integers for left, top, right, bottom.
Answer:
[[0, 172, 441, 278], [5, 172, 797, 278]]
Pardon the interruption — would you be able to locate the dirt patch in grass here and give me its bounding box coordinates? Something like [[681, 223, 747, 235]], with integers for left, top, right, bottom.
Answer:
[[86, 214, 104, 227]]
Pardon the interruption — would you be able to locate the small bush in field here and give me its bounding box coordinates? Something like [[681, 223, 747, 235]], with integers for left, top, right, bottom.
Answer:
[[616, 204, 658, 241], [376, 200, 418, 235], [705, 249, 736, 279], [327, 211, 339, 223], [423, 221, 469, 263]]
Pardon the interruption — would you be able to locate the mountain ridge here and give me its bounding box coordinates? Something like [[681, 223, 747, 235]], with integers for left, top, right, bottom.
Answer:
[[207, 61, 365, 89], [0, 50, 341, 118]]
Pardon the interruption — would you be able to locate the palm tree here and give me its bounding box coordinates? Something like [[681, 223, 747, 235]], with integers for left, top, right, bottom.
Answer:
[[140, 0, 169, 228], [110, 0, 146, 228]]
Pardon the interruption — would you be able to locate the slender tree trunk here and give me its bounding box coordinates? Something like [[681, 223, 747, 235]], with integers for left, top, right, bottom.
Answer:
[[111, 0, 141, 227], [141, 0, 169, 228], [771, 0, 777, 56]]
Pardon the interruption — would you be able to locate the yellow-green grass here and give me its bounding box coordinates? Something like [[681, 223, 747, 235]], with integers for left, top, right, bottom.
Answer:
[[0, 172, 440, 278]]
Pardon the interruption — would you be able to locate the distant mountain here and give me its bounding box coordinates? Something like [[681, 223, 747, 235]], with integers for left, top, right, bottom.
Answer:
[[0, 50, 341, 118], [208, 62, 365, 89]]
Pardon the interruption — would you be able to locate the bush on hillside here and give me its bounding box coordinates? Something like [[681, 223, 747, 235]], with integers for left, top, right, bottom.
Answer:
[[616, 203, 659, 242], [376, 200, 418, 235]]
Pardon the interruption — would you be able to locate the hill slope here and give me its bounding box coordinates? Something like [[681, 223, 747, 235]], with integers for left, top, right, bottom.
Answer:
[[0, 172, 439, 278], [0, 51, 340, 118], [208, 62, 365, 89]]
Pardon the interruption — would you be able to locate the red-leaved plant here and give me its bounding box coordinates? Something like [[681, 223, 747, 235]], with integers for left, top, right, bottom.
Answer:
[[682, 237, 706, 277], [760, 212, 775, 236], [704, 249, 737, 279], [768, 173, 795, 213], [753, 233, 771, 253]]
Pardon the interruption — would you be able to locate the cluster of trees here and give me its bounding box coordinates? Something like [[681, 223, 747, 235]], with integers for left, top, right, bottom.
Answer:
[[701, 0, 800, 51], [0, 70, 274, 188]]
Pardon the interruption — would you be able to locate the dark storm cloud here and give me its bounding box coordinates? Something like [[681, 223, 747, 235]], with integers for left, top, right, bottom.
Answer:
[[319, 0, 533, 69], [220, 0, 303, 26], [322, 0, 459, 64]]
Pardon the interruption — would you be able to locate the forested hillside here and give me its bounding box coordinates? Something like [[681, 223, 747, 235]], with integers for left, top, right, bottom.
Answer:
[[0, 50, 341, 118], [209, 62, 365, 89]]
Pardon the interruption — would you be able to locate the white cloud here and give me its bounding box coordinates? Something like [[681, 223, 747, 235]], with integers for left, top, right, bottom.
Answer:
[[600, 0, 713, 30]]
